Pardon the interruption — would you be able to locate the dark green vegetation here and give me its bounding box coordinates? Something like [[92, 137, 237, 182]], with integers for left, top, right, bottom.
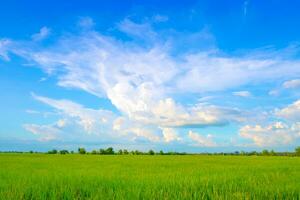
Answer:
[[0, 154, 300, 199], [5, 146, 300, 156]]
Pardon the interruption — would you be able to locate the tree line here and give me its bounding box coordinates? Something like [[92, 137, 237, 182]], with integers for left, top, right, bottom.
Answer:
[[2, 147, 300, 156]]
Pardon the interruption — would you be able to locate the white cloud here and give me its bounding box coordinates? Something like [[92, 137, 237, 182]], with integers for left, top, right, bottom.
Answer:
[[239, 122, 300, 146], [32, 94, 165, 142], [240, 100, 300, 147], [32, 93, 115, 133], [276, 99, 300, 121], [23, 123, 60, 141], [118, 19, 156, 39], [188, 130, 217, 147], [0, 39, 11, 61], [283, 79, 300, 89], [129, 127, 161, 142], [31, 27, 51, 41], [176, 52, 300, 93], [8, 21, 300, 98], [112, 117, 162, 142], [25, 109, 40, 114], [107, 82, 238, 128], [232, 91, 252, 97], [3, 18, 300, 147], [161, 128, 181, 143], [15, 29, 240, 129], [56, 119, 67, 128]]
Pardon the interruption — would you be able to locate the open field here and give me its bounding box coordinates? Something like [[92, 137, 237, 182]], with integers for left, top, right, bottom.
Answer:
[[0, 154, 300, 199]]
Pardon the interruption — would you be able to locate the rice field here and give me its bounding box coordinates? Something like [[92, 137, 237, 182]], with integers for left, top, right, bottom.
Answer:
[[0, 154, 299, 199]]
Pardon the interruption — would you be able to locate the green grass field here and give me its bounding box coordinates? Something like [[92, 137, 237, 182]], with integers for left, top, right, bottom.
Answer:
[[0, 154, 300, 199]]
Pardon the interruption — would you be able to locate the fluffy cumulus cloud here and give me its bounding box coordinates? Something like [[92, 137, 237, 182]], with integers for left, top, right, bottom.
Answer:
[[239, 122, 300, 147], [240, 99, 300, 147], [30, 94, 165, 142], [2, 17, 300, 148], [161, 128, 181, 143]]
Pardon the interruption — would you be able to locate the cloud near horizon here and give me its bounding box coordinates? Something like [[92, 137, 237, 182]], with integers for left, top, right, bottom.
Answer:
[[2, 17, 300, 149]]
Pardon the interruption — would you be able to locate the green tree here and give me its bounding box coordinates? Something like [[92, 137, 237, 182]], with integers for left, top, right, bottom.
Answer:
[[78, 147, 86, 154], [295, 146, 300, 156], [159, 150, 164, 155], [59, 150, 69, 154], [91, 150, 97, 155], [148, 150, 155, 155], [118, 149, 123, 155], [48, 149, 57, 154], [99, 149, 105, 155], [270, 150, 276, 156], [105, 147, 114, 155], [262, 149, 269, 156], [134, 150, 142, 155], [123, 149, 129, 155]]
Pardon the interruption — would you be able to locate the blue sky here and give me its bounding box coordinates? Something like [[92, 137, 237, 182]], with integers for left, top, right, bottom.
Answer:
[[1, 0, 300, 152]]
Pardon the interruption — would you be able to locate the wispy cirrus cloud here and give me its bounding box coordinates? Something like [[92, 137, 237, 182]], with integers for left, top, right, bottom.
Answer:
[[188, 130, 217, 147], [23, 123, 61, 142], [276, 99, 300, 121], [232, 91, 252, 97], [283, 79, 300, 89], [0, 39, 11, 61], [31, 27, 51, 41], [32, 93, 115, 133]]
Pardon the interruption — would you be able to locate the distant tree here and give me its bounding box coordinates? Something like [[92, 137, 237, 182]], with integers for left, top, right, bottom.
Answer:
[[48, 149, 57, 154], [70, 151, 74, 154], [105, 147, 114, 155], [270, 150, 276, 156], [78, 148, 86, 154], [159, 150, 164, 155], [123, 149, 129, 155], [262, 149, 269, 156], [91, 150, 97, 155], [134, 150, 142, 155], [295, 146, 300, 156], [99, 149, 105, 155], [29, 150, 34, 154], [59, 150, 69, 154], [118, 149, 123, 155], [148, 150, 155, 155], [249, 151, 258, 156]]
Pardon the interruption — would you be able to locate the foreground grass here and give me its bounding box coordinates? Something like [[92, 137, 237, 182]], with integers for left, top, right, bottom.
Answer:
[[0, 154, 299, 199]]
